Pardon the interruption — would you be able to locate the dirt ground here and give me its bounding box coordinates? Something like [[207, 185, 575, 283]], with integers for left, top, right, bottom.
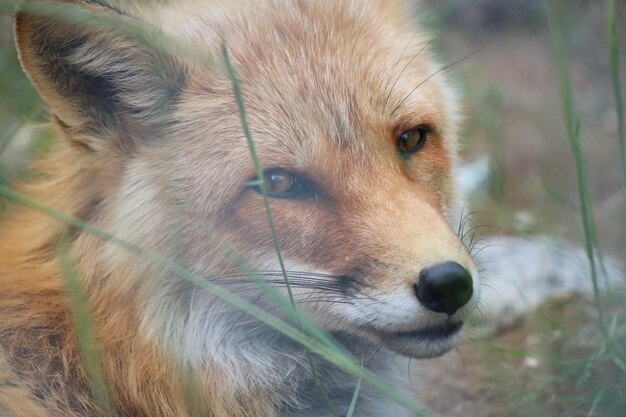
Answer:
[[414, 336, 511, 417], [413, 295, 625, 417], [413, 317, 557, 417]]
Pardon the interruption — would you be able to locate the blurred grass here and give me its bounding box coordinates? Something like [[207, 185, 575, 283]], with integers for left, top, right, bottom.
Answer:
[[0, 183, 438, 416], [0, 14, 40, 200], [0, 16, 39, 129], [222, 42, 341, 417], [491, 298, 626, 417], [433, 0, 626, 255], [532, 1, 626, 410], [607, 0, 625, 185], [420, 1, 626, 416], [546, 0, 608, 352], [55, 234, 115, 417]]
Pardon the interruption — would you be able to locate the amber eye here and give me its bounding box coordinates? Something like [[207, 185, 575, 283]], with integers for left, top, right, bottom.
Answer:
[[249, 168, 317, 199], [397, 127, 428, 157]]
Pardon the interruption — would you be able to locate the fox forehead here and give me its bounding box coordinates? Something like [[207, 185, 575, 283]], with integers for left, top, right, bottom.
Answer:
[[157, 0, 453, 155]]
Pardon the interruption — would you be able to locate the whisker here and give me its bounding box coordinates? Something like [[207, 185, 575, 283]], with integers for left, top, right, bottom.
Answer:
[[454, 345, 467, 371], [382, 36, 437, 112], [407, 358, 418, 392], [391, 47, 483, 116], [461, 223, 483, 242], [379, 28, 423, 108], [365, 342, 386, 366], [456, 206, 468, 238], [470, 243, 502, 257]]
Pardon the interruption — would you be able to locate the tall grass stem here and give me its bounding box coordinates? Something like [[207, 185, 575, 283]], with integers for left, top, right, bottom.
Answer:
[[54, 235, 115, 417], [0, 185, 434, 417], [607, 0, 625, 185], [546, 2, 625, 365], [221, 42, 341, 417]]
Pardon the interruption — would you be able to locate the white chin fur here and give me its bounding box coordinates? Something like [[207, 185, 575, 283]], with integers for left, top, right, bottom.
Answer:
[[292, 283, 474, 358], [374, 325, 466, 359]]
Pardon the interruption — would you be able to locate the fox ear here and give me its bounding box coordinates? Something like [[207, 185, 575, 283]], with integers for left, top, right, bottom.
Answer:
[[14, 2, 186, 149]]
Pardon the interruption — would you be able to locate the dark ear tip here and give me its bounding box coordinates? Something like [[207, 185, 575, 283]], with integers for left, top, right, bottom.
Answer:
[[14, 3, 42, 29], [14, 9, 50, 55], [14, 11, 31, 41], [14, 11, 39, 75]]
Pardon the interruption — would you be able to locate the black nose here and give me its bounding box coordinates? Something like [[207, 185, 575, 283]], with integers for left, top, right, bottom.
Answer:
[[414, 261, 473, 315]]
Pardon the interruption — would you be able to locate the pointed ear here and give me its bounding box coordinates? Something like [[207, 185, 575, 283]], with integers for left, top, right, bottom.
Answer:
[[14, 1, 186, 149]]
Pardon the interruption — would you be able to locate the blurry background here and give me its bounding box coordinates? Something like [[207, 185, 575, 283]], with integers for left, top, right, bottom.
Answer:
[[423, 0, 626, 253], [1, 1, 625, 416], [416, 1, 626, 416]]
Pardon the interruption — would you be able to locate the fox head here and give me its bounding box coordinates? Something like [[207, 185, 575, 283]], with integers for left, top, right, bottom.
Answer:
[[15, 0, 478, 367]]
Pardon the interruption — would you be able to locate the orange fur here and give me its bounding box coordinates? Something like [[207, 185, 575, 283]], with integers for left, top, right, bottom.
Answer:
[[1, 1, 478, 416]]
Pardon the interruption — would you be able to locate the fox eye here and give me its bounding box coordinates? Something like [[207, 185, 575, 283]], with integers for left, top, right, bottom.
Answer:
[[397, 127, 428, 158], [250, 168, 318, 199]]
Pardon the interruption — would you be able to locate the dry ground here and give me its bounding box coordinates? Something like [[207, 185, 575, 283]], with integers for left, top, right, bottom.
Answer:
[[414, 296, 622, 417]]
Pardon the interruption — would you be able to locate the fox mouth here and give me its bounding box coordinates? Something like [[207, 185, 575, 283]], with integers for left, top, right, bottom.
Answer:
[[388, 321, 463, 340], [368, 321, 465, 358]]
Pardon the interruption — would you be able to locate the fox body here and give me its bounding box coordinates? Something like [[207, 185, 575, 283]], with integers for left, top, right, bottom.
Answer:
[[0, 0, 479, 416]]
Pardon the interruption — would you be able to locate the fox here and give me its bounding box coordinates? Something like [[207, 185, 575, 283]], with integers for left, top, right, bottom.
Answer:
[[0, 0, 479, 416]]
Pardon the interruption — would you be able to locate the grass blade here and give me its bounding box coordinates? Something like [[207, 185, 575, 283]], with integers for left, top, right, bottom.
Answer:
[[546, 1, 626, 365], [547, 0, 602, 335], [607, 0, 625, 185], [0, 184, 434, 416], [54, 234, 115, 417], [345, 360, 364, 417], [221, 42, 341, 417]]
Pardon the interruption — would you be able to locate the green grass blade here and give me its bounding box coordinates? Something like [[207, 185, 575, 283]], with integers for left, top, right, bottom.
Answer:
[[220, 42, 297, 319], [0, 185, 434, 416], [607, 0, 625, 185], [345, 359, 364, 417], [546, 1, 626, 365], [54, 234, 116, 417], [547, 0, 602, 334], [221, 42, 341, 417]]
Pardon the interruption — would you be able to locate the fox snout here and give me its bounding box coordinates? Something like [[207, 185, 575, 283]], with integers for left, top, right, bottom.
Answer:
[[272, 174, 482, 358]]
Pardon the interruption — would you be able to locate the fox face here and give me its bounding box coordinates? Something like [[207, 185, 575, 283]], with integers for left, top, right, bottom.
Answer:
[[12, 0, 478, 406], [171, 1, 478, 359]]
